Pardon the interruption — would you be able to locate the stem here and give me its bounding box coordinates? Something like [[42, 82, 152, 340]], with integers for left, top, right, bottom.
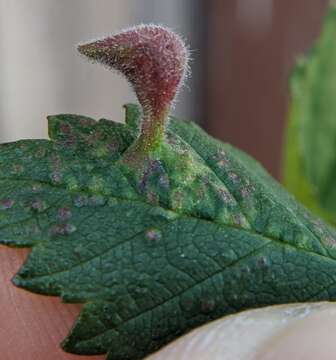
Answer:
[[138, 107, 169, 152], [121, 107, 169, 164]]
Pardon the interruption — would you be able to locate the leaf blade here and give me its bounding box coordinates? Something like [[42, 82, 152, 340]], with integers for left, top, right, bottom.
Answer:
[[2, 107, 336, 360]]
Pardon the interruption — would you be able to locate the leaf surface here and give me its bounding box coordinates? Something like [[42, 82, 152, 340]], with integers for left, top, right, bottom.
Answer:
[[2, 105, 336, 360]]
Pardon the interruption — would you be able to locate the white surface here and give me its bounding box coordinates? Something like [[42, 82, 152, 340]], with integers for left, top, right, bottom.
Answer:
[[147, 303, 336, 360]]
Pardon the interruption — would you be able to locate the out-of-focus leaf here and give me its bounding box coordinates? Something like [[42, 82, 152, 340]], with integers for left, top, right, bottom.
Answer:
[[283, 8, 336, 225]]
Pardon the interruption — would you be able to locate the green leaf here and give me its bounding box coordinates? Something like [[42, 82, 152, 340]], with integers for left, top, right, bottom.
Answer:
[[283, 7, 336, 225], [2, 104, 336, 360]]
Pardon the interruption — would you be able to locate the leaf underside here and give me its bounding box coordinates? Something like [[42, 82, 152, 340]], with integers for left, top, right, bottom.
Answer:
[[2, 104, 336, 360], [283, 8, 336, 225]]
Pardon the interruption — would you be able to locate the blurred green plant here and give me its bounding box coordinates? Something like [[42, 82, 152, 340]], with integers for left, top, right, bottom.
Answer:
[[283, 6, 336, 226]]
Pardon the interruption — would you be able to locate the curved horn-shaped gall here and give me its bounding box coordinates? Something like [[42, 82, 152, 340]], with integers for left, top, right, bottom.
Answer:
[[78, 25, 189, 153]]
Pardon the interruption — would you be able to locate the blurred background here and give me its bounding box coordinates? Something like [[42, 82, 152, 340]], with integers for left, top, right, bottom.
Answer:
[[0, 0, 330, 178]]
